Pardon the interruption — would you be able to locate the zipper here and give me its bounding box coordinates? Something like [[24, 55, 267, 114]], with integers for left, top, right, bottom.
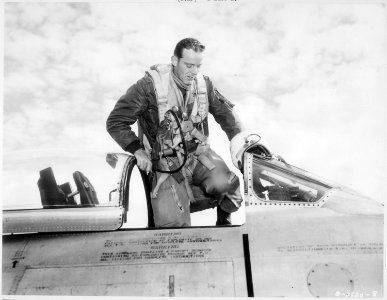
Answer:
[[170, 185, 184, 213]]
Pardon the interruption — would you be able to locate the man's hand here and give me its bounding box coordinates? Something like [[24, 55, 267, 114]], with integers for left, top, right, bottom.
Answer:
[[134, 149, 152, 172]]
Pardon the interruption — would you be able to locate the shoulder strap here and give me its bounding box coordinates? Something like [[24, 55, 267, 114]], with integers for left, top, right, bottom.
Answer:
[[146, 64, 172, 122], [137, 64, 171, 152], [191, 74, 208, 120]]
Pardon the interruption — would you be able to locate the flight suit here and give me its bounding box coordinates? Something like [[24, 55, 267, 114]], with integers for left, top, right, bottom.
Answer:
[[106, 66, 244, 227]]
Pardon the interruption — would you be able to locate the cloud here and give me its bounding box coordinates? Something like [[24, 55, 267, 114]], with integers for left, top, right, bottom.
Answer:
[[3, 2, 385, 206]]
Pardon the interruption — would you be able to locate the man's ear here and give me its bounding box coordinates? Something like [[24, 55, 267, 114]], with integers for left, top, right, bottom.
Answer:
[[171, 55, 178, 67]]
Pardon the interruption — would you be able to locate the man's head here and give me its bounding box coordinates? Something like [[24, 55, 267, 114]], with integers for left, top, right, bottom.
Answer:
[[171, 38, 205, 85]]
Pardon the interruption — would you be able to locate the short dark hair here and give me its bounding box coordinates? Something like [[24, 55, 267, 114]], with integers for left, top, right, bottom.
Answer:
[[174, 38, 205, 59]]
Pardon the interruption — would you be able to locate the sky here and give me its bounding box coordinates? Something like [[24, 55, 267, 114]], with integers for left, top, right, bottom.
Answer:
[[2, 1, 386, 222]]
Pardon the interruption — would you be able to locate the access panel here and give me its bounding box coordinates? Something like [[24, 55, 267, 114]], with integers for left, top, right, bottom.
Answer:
[[3, 226, 247, 297]]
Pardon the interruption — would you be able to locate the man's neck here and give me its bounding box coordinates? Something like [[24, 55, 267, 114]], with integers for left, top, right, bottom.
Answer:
[[171, 67, 191, 92]]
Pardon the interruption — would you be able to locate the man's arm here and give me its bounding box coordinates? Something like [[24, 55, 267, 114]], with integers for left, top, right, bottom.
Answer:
[[106, 76, 150, 154], [205, 76, 244, 141], [106, 76, 153, 172]]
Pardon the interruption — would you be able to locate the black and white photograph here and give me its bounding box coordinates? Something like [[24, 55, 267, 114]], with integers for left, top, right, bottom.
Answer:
[[1, 0, 385, 298]]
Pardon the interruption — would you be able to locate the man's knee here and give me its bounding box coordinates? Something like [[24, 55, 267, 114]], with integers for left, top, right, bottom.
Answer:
[[219, 187, 243, 213], [203, 171, 240, 195]]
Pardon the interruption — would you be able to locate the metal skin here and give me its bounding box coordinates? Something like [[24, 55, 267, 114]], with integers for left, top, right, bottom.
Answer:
[[245, 205, 383, 297], [3, 207, 123, 233], [2, 151, 384, 297]]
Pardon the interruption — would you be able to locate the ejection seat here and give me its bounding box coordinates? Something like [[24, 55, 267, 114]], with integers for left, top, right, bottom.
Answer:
[[38, 167, 99, 208], [73, 171, 99, 207]]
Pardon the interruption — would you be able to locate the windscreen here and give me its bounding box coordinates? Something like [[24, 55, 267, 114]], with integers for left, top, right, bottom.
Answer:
[[251, 155, 331, 203]]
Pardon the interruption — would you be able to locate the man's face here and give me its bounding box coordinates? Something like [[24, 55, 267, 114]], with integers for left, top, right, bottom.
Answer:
[[172, 48, 204, 85]]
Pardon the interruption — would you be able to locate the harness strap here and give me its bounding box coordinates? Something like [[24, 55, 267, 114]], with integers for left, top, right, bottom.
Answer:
[[145, 65, 210, 175], [195, 74, 208, 119], [147, 64, 208, 124], [146, 64, 171, 122]]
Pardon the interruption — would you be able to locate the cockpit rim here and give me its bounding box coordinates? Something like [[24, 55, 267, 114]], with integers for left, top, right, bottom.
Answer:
[[244, 152, 334, 208]]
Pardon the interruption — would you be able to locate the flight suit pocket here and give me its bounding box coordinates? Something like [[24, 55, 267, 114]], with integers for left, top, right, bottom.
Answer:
[[151, 175, 191, 227]]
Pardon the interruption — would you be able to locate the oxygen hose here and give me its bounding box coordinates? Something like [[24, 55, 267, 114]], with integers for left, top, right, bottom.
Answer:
[[152, 109, 188, 174]]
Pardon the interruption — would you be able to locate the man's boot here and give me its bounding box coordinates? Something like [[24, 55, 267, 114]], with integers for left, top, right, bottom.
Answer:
[[216, 205, 232, 226]]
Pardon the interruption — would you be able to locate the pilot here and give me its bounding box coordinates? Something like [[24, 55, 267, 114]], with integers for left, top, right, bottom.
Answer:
[[106, 38, 244, 227]]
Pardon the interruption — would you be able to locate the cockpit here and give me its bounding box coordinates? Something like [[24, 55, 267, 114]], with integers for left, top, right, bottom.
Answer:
[[2, 151, 149, 233], [2, 146, 338, 234], [2, 152, 128, 210]]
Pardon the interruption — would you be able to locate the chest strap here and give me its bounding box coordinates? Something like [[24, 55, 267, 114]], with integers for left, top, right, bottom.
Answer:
[[147, 64, 208, 124]]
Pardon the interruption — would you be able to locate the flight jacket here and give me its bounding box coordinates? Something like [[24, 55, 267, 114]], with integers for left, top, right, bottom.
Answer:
[[106, 73, 243, 155]]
